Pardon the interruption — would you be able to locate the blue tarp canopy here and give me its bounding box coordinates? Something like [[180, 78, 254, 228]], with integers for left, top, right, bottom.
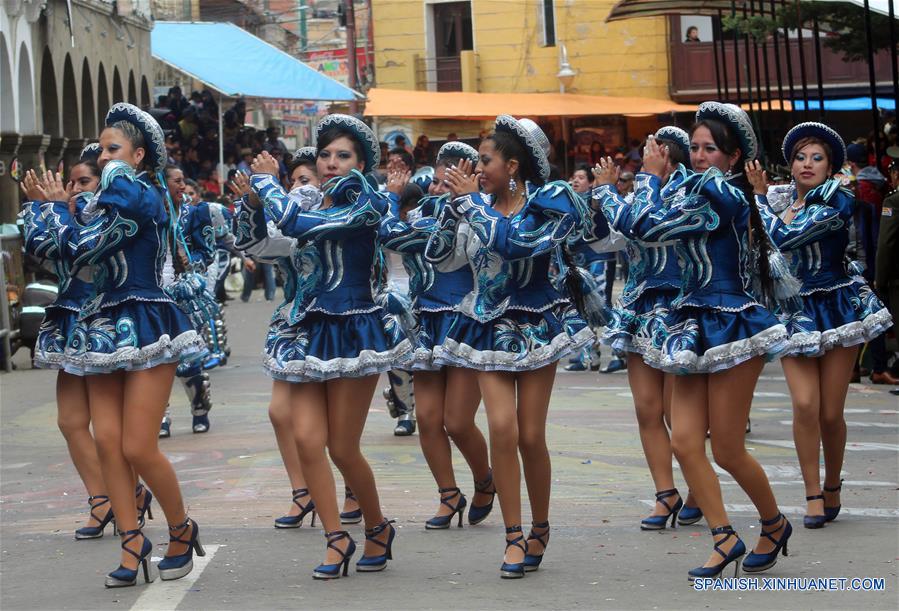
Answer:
[[793, 97, 897, 111], [151, 21, 361, 101]]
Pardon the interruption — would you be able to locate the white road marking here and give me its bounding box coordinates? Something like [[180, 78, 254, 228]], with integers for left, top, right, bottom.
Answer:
[[567, 386, 631, 391], [778, 420, 898, 429], [639, 500, 899, 518], [753, 391, 789, 398], [131, 544, 220, 611], [750, 439, 899, 452], [1, 462, 31, 469]]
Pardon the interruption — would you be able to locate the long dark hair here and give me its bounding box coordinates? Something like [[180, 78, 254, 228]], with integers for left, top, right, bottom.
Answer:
[[690, 118, 775, 302]]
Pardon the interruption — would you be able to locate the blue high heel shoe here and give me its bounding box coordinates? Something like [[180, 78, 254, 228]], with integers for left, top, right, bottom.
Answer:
[[274, 487, 317, 529], [158, 517, 206, 581], [500, 526, 527, 579], [824, 479, 843, 522], [523, 521, 550, 572], [468, 470, 495, 525], [641, 488, 683, 530], [677, 504, 703, 526], [356, 519, 396, 572], [75, 495, 116, 540], [135, 484, 154, 530], [426, 487, 467, 529], [340, 487, 362, 524], [803, 493, 827, 529], [687, 525, 746, 581], [742, 513, 792, 573], [105, 529, 155, 588], [312, 530, 356, 580]]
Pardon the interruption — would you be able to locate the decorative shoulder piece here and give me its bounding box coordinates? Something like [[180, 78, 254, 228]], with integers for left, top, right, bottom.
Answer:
[[764, 183, 794, 213], [100, 159, 137, 190]]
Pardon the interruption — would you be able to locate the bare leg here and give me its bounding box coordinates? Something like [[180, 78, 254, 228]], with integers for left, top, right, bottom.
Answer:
[[819, 345, 858, 509], [708, 358, 782, 555], [782, 356, 824, 516], [627, 354, 678, 516], [291, 382, 345, 564], [516, 364, 555, 555], [268, 380, 307, 517], [57, 372, 106, 526], [670, 373, 737, 568], [87, 371, 143, 571], [442, 367, 491, 505], [325, 375, 388, 557], [477, 370, 523, 565], [414, 369, 458, 517], [121, 364, 193, 557]]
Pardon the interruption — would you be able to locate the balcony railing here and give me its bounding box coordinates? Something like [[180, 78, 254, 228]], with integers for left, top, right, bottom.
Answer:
[[669, 21, 895, 103], [416, 55, 463, 92]]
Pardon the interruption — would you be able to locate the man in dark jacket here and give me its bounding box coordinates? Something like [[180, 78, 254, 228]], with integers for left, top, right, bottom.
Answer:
[[876, 156, 899, 394]]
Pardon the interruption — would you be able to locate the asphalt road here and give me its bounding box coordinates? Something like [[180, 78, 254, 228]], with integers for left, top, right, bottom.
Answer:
[[1, 293, 897, 610]]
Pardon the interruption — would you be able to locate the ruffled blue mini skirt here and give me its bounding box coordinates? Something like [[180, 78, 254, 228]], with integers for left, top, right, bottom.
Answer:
[[408, 310, 459, 371], [601, 287, 679, 357], [779, 279, 892, 358], [646, 301, 788, 375], [36, 298, 206, 375], [262, 309, 413, 383], [433, 303, 594, 372]]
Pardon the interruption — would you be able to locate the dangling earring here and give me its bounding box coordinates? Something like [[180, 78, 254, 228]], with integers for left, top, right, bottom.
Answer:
[[724, 166, 734, 179], [508, 176, 518, 193]]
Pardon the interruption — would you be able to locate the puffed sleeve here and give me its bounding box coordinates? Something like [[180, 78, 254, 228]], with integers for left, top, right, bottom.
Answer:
[[232, 196, 294, 261], [379, 195, 442, 254], [757, 179, 855, 250], [21, 200, 62, 260], [596, 169, 732, 243], [251, 172, 385, 240], [49, 162, 164, 268], [451, 184, 577, 261]]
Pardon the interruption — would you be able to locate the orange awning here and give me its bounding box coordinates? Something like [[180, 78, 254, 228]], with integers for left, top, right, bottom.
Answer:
[[363, 88, 697, 119]]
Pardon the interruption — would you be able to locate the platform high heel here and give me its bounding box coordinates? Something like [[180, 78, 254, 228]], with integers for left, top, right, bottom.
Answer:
[[158, 517, 206, 581], [356, 519, 396, 572], [677, 503, 703, 526], [468, 469, 496, 526], [312, 530, 356, 580], [823, 479, 843, 522], [523, 521, 550, 572], [105, 529, 155, 588], [425, 487, 467, 529], [135, 484, 154, 529], [340, 486, 362, 524], [500, 525, 527, 579], [803, 493, 827, 529], [687, 525, 746, 581], [640, 488, 683, 530], [742, 513, 792, 573], [274, 488, 317, 529], [75, 495, 116, 540]]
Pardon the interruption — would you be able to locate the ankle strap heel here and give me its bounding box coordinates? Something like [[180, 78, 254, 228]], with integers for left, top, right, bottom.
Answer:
[[426, 487, 468, 530], [76, 495, 115, 540], [743, 513, 792, 574], [804, 493, 827, 529], [524, 521, 550, 572], [313, 530, 356, 580], [340, 486, 363, 524], [157, 517, 205, 581], [105, 529, 154, 588], [356, 519, 397, 572], [641, 488, 683, 531], [687, 525, 746, 581], [468, 469, 496, 526], [274, 487, 317, 529], [501, 525, 526, 579], [823, 479, 843, 522]]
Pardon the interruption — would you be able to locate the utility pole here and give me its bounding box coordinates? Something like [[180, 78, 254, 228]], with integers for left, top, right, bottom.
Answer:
[[344, 0, 359, 114]]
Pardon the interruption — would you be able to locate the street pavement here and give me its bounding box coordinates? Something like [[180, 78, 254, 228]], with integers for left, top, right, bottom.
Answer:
[[1, 294, 897, 610]]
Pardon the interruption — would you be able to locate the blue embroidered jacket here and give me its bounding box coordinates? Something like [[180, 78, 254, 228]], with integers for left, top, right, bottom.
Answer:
[[598, 167, 758, 311], [179, 201, 233, 268], [755, 179, 856, 295], [250, 170, 389, 318], [40, 161, 175, 316], [427, 181, 589, 322]]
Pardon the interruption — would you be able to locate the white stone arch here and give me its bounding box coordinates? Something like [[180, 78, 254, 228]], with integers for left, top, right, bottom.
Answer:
[[0, 32, 15, 131], [16, 41, 35, 133]]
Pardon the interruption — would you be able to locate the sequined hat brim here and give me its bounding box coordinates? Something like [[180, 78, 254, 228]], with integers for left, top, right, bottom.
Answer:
[[696, 102, 759, 161], [315, 114, 380, 173], [781, 122, 847, 170]]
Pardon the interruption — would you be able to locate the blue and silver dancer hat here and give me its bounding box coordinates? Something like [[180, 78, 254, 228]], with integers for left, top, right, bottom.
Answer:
[[695, 101, 759, 161], [495, 115, 551, 184], [781, 122, 846, 171], [315, 114, 380, 173], [104, 102, 167, 174], [291, 146, 317, 165], [80, 142, 102, 162], [654, 126, 691, 169], [437, 141, 480, 165]]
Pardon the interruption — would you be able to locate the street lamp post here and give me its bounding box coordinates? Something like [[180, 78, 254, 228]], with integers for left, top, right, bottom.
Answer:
[[557, 44, 576, 175]]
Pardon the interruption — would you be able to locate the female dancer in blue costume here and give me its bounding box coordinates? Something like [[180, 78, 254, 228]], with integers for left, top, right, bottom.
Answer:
[[26, 104, 207, 587], [232, 148, 321, 529], [244, 115, 409, 579], [379, 141, 495, 529], [595, 102, 794, 580], [746, 123, 892, 528], [440, 116, 595, 578], [593, 126, 702, 530]]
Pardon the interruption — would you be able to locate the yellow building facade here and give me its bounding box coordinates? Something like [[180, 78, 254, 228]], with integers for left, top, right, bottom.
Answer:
[[369, 0, 671, 153], [372, 0, 669, 98]]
